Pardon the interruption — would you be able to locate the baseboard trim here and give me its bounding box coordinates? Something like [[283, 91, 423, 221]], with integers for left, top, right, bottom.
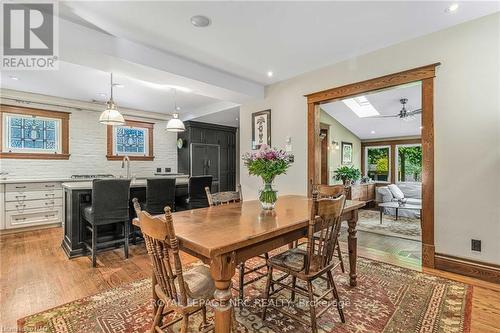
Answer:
[[0, 223, 61, 236], [435, 253, 500, 284]]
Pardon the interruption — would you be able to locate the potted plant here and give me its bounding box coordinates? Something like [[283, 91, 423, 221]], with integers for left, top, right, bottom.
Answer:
[[242, 144, 293, 209], [334, 165, 361, 185]]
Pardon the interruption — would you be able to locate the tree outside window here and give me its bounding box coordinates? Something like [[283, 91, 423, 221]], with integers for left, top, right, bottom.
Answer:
[[366, 147, 390, 182], [397, 145, 422, 182]]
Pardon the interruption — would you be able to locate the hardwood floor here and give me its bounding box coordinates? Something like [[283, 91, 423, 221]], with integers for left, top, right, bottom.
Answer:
[[1, 227, 499, 332]]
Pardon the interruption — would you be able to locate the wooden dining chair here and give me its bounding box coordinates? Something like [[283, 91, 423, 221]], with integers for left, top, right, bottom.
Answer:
[[261, 194, 347, 333], [205, 185, 270, 306], [204, 184, 242, 206], [314, 184, 346, 273], [138, 206, 215, 333]]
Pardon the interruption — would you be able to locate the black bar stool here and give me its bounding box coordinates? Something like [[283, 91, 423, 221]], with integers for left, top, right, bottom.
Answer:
[[81, 179, 131, 267], [145, 178, 176, 214], [187, 175, 212, 209]]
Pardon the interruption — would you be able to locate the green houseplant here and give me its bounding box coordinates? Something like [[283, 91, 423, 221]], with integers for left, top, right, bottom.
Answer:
[[242, 144, 293, 209], [334, 165, 361, 185]]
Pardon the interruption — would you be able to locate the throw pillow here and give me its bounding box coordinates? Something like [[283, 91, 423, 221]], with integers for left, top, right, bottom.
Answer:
[[388, 184, 405, 200], [377, 187, 393, 202]]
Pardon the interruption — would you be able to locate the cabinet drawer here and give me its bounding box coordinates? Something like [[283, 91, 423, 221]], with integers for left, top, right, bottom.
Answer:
[[5, 189, 62, 202], [6, 207, 62, 229], [5, 198, 62, 212], [6, 182, 61, 193]]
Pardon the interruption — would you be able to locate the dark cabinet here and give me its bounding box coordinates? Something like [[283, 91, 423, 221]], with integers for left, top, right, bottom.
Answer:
[[178, 121, 237, 192]]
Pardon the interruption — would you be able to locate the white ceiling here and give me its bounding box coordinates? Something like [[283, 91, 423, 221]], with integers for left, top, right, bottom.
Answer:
[[1, 61, 227, 115], [60, 1, 499, 84], [193, 107, 240, 128], [2, 2, 497, 122], [321, 83, 422, 140]]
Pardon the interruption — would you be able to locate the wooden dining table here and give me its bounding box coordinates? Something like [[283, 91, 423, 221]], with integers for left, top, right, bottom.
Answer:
[[132, 195, 365, 333]]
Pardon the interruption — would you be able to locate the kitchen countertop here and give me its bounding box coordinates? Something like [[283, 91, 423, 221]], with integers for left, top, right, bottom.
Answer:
[[0, 174, 188, 185], [61, 177, 189, 190]]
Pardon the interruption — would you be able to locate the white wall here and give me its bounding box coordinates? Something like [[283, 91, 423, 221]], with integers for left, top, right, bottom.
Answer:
[[320, 110, 361, 184], [240, 13, 500, 265], [1, 94, 178, 179]]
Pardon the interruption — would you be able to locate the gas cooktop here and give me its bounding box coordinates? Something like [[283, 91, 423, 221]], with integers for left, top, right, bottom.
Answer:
[[70, 174, 115, 179]]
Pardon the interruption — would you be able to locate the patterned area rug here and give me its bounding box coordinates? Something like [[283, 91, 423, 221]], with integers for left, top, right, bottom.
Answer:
[[19, 256, 472, 333], [357, 209, 421, 241]]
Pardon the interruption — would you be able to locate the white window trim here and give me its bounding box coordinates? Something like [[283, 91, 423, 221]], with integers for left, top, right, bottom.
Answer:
[[112, 125, 149, 157], [364, 145, 391, 183], [2, 113, 62, 154], [395, 143, 422, 184]]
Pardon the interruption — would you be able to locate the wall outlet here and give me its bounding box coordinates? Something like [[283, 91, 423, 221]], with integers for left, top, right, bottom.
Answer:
[[471, 239, 481, 252], [156, 168, 161, 173], [165, 167, 171, 173]]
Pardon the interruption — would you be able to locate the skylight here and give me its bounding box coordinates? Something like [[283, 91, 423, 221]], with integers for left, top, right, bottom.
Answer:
[[342, 96, 379, 118]]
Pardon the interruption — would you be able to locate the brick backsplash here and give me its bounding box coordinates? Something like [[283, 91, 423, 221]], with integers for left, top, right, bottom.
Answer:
[[0, 109, 178, 179]]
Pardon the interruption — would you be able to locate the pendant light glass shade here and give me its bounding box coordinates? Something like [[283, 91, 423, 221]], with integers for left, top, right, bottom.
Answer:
[[166, 113, 185, 132], [166, 89, 185, 132], [99, 73, 125, 126]]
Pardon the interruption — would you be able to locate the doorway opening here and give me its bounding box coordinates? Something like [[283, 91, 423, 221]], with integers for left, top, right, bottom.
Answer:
[[306, 63, 439, 269], [319, 83, 423, 266]]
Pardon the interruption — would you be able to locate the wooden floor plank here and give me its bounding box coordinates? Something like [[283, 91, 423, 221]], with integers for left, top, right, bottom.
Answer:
[[0, 227, 498, 332]]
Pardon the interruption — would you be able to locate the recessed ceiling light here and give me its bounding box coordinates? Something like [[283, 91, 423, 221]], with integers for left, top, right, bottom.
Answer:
[[9, 75, 19, 80], [98, 93, 107, 97], [175, 106, 181, 111], [342, 96, 380, 118], [191, 15, 211, 27], [267, 71, 274, 77], [445, 3, 459, 12], [370, 130, 376, 134], [113, 83, 125, 88]]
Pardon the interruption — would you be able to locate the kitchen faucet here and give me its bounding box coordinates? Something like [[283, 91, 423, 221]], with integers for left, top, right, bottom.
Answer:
[[121, 155, 131, 179]]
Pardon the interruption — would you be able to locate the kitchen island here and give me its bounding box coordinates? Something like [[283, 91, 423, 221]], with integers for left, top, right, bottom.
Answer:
[[61, 177, 189, 258]]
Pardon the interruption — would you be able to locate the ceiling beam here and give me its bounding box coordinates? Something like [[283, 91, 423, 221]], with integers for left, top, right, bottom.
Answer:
[[181, 101, 240, 121], [58, 18, 264, 103]]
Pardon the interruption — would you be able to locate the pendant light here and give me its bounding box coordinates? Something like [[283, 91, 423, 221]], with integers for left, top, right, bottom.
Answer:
[[99, 73, 125, 125], [166, 89, 185, 132]]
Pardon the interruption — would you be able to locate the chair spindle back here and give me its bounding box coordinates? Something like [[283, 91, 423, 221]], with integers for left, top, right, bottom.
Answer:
[[315, 184, 345, 199], [132, 197, 142, 218], [138, 206, 188, 306], [305, 195, 346, 274], [205, 185, 242, 206]]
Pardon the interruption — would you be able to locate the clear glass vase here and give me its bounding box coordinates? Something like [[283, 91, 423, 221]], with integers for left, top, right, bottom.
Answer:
[[259, 182, 278, 210]]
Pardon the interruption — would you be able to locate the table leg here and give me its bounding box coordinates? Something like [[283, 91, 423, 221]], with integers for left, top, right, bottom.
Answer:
[[396, 208, 399, 220], [379, 207, 383, 224], [347, 210, 358, 287], [211, 252, 237, 333]]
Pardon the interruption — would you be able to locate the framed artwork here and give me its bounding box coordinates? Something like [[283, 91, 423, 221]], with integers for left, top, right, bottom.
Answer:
[[341, 141, 353, 165], [107, 119, 154, 160], [252, 109, 271, 149]]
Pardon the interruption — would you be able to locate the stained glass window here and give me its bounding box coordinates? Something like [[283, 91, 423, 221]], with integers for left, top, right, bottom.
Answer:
[[114, 126, 148, 155], [5, 114, 60, 153]]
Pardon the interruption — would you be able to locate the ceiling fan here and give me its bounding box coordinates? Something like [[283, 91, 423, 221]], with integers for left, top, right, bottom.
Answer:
[[368, 98, 421, 120]]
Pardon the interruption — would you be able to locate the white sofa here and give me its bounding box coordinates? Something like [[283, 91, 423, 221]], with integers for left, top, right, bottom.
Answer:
[[376, 183, 422, 219]]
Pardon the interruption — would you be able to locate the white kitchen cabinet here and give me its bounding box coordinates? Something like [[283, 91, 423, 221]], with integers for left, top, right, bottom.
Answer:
[[2, 181, 63, 230]]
